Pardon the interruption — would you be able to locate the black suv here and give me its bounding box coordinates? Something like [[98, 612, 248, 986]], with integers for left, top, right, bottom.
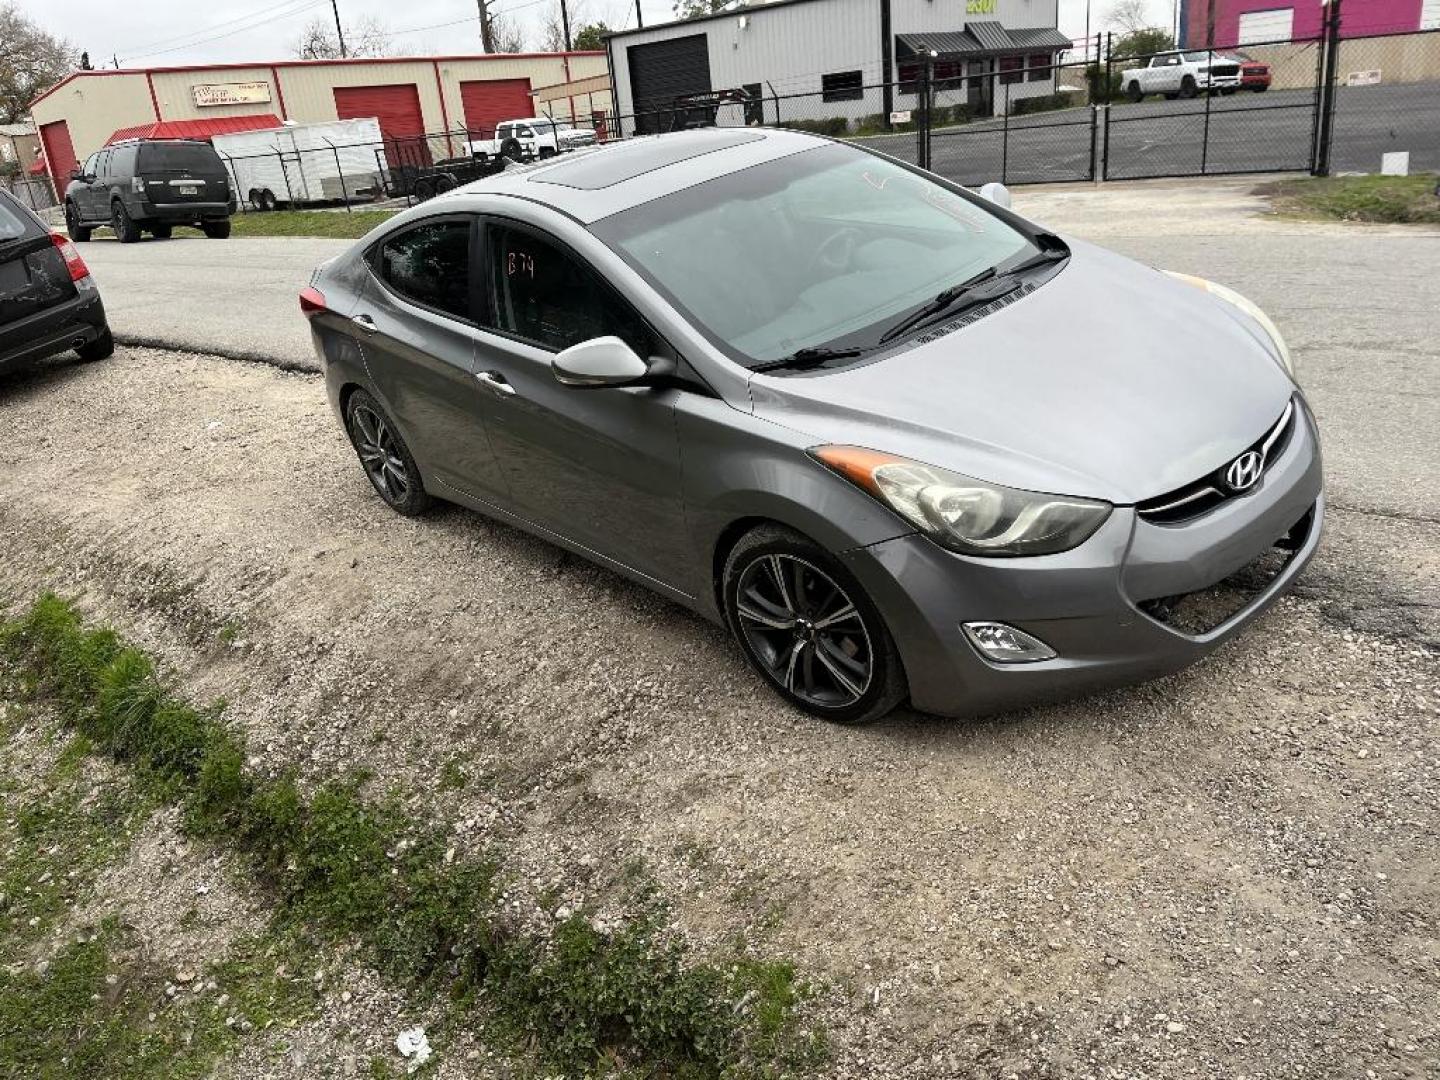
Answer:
[[0, 188, 112, 374], [65, 138, 234, 243]]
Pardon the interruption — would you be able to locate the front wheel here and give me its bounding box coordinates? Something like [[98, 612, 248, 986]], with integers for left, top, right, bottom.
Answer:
[[65, 202, 92, 242], [344, 390, 431, 517], [723, 525, 907, 724]]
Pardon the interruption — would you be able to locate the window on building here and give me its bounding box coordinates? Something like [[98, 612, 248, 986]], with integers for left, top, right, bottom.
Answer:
[[999, 56, 1024, 85], [898, 60, 964, 95], [485, 225, 648, 354], [1027, 53, 1053, 81], [821, 70, 864, 102], [378, 220, 473, 321]]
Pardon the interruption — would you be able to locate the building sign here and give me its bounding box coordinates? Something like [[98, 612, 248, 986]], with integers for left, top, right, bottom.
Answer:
[[890, 110, 913, 124], [965, 0, 997, 12], [192, 82, 272, 108], [1345, 69, 1382, 86]]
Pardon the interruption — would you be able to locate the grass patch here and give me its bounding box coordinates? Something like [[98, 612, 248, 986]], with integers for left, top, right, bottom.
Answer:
[[1257, 173, 1440, 224], [183, 209, 399, 240], [1, 594, 822, 1077]]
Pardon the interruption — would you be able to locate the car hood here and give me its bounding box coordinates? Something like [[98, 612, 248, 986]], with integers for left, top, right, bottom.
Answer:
[[747, 238, 1296, 504]]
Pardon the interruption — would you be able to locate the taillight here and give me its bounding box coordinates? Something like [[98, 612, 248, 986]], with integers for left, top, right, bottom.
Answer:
[[299, 286, 328, 317], [50, 233, 90, 283]]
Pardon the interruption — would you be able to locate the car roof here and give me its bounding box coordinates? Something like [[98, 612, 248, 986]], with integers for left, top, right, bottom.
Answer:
[[444, 127, 824, 224]]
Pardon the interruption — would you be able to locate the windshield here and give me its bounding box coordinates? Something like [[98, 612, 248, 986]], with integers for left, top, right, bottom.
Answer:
[[590, 142, 1033, 367], [1183, 51, 1218, 61]]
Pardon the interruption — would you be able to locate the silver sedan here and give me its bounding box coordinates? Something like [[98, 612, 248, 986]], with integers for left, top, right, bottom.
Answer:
[[301, 128, 1322, 724]]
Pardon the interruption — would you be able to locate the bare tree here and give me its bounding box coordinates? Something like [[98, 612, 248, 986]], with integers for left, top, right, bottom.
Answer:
[[1105, 0, 1152, 36], [488, 14, 527, 52], [293, 14, 399, 59], [0, 4, 78, 124]]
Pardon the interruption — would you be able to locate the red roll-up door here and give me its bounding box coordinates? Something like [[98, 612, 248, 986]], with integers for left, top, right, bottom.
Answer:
[[333, 84, 429, 168], [459, 78, 534, 140], [39, 120, 78, 202]]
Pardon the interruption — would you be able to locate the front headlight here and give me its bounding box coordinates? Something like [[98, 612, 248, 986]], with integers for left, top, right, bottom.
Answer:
[[811, 446, 1112, 557], [1164, 271, 1294, 378]]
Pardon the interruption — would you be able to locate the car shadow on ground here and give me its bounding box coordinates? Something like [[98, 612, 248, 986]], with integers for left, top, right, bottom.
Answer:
[[0, 352, 98, 400]]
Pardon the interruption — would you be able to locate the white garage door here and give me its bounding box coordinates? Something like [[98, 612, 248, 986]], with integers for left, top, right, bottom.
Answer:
[[1237, 8, 1295, 44]]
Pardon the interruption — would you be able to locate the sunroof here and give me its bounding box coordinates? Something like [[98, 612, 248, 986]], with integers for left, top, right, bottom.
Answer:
[[529, 130, 768, 190]]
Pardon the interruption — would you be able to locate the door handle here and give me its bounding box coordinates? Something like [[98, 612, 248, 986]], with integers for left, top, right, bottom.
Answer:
[[351, 314, 378, 334], [476, 370, 516, 397]]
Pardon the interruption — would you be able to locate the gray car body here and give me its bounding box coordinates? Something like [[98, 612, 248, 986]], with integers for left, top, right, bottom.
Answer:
[[309, 128, 1323, 716]]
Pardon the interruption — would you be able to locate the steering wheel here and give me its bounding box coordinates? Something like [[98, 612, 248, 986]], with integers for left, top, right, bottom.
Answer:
[[810, 227, 862, 275]]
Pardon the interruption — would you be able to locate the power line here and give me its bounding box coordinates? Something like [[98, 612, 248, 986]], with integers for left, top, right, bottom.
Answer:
[[115, 0, 325, 60], [124, 0, 330, 63]]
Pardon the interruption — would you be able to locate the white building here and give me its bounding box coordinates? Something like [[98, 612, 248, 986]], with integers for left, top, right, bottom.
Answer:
[[604, 0, 1072, 133]]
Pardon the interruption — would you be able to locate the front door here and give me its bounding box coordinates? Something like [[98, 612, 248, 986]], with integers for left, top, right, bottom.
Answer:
[[969, 59, 995, 118], [354, 215, 508, 501], [468, 219, 691, 589]]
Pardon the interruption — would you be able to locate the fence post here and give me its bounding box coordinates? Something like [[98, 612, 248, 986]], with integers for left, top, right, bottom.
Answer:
[[1101, 34, 1114, 180], [325, 138, 350, 212], [916, 57, 931, 169], [1001, 77, 1009, 183], [1312, 0, 1344, 175], [1200, 47, 1214, 174]]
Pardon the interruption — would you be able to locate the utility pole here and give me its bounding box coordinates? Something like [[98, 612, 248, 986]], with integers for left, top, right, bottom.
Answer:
[[636, 0, 644, 29], [560, 0, 573, 49], [477, 0, 496, 51], [330, 0, 348, 57], [1083, 0, 1090, 64]]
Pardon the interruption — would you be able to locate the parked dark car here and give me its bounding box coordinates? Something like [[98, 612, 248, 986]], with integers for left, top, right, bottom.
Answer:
[[64, 138, 234, 243], [0, 188, 112, 374]]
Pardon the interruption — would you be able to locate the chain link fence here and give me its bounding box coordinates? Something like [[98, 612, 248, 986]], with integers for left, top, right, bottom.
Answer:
[[1, 174, 58, 212]]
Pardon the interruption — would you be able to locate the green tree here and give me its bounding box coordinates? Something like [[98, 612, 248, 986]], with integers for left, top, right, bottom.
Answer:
[[1110, 27, 1175, 61], [673, 0, 731, 20], [573, 22, 610, 49], [0, 4, 77, 124]]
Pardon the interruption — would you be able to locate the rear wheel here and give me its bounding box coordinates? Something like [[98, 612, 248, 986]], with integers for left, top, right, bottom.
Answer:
[[344, 390, 431, 517], [65, 202, 91, 242], [150, 223, 173, 239], [76, 328, 114, 363], [432, 172, 457, 194], [111, 201, 142, 243], [259, 189, 278, 212], [201, 219, 231, 239], [723, 525, 907, 725], [412, 178, 435, 202], [1127, 81, 1143, 102]]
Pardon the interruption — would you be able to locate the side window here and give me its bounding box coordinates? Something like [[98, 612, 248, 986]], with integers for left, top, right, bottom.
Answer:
[[496, 124, 512, 140], [94, 150, 112, 178], [110, 145, 137, 176], [377, 220, 472, 321], [486, 224, 647, 354], [81, 153, 99, 178], [821, 70, 864, 102], [517, 125, 534, 139]]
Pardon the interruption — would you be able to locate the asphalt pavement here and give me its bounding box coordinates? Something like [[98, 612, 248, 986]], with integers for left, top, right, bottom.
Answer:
[[855, 81, 1440, 185]]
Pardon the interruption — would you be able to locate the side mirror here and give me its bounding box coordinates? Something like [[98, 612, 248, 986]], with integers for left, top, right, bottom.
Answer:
[[553, 336, 650, 388], [70, 168, 87, 181], [979, 182, 1012, 209]]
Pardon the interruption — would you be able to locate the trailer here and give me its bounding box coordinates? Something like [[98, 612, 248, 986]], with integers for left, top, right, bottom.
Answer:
[[212, 118, 385, 210]]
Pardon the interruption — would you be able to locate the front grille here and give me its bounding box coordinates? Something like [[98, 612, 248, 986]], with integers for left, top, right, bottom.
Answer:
[[1136, 400, 1296, 525], [1138, 506, 1314, 635], [1210, 63, 1241, 75]]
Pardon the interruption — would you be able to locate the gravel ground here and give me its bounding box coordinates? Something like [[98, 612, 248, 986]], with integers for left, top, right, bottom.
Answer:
[[0, 340, 1435, 1078]]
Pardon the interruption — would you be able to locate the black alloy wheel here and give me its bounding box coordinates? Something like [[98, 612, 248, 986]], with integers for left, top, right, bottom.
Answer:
[[65, 201, 92, 242], [724, 526, 906, 724], [111, 201, 141, 243], [344, 391, 431, 516]]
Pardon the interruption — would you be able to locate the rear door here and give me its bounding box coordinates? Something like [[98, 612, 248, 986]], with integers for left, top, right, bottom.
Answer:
[[137, 142, 227, 208], [0, 193, 76, 329]]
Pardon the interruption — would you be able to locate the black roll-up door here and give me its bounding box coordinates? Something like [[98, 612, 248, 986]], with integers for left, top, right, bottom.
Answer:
[[628, 34, 712, 134]]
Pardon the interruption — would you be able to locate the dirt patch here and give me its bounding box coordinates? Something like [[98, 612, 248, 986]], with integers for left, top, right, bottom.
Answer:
[[2, 346, 1438, 1076]]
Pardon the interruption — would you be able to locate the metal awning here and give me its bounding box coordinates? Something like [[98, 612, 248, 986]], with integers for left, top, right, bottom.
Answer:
[[896, 23, 1072, 60]]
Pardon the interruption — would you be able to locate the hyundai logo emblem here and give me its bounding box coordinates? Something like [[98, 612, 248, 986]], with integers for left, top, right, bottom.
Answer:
[[1224, 450, 1265, 492]]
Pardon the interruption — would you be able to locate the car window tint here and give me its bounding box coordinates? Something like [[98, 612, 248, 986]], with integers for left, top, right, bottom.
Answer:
[[94, 150, 112, 176], [486, 225, 646, 353], [0, 196, 31, 240], [378, 220, 472, 320], [139, 142, 224, 174], [109, 145, 137, 175], [82, 153, 99, 177]]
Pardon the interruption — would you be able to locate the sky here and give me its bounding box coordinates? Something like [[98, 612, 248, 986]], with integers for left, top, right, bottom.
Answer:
[[24, 0, 1177, 70]]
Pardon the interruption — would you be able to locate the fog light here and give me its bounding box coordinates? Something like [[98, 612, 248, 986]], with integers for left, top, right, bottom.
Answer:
[[962, 622, 1056, 663]]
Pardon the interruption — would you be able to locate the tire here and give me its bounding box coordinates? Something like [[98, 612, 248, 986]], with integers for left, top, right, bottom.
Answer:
[[500, 138, 524, 162], [1127, 81, 1143, 103], [248, 188, 264, 211], [1253, 84, 1268, 92], [432, 172, 457, 194], [1163, 92, 1178, 100], [150, 223, 173, 239], [412, 178, 435, 202], [722, 524, 907, 725], [538, 146, 556, 159], [1179, 75, 1197, 99], [65, 201, 92, 243], [76, 327, 114, 363], [344, 390, 432, 517], [111, 201, 142, 243], [259, 189, 278, 212], [202, 219, 231, 239], [1221, 87, 1237, 96]]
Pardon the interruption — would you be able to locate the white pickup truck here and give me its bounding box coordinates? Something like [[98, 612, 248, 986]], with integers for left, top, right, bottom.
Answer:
[[1119, 50, 1243, 101], [464, 117, 597, 163]]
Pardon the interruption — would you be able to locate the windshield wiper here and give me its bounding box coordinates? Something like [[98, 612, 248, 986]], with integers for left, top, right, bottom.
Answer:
[[750, 345, 869, 373]]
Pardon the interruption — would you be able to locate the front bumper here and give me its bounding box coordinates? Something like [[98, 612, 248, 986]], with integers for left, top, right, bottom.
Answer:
[[841, 397, 1324, 717], [1200, 73, 1243, 89], [0, 287, 108, 371]]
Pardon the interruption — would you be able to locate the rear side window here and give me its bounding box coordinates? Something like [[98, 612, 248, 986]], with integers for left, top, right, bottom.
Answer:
[[0, 195, 35, 240], [377, 220, 472, 320], [108, 144, 138, 176], [138, 142, 224, 173]]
